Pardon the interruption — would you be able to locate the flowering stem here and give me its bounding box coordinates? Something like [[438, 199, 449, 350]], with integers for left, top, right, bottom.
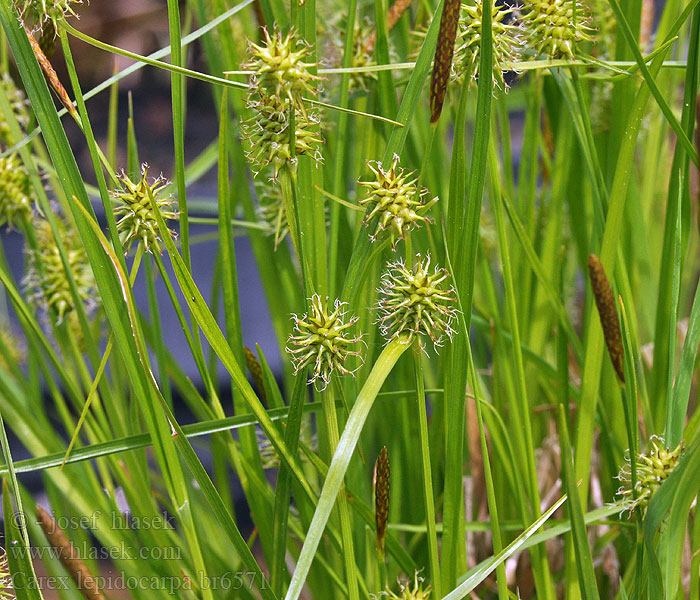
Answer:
[[320, 384, 360, 600], [285, 335, 411, 600], [412, 341, 440, 598]]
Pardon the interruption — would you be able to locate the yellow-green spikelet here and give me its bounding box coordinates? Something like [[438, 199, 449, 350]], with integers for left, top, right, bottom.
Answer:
[[244, 92, 322, 178], [0, 74, 30, 149], [519, 0, 594, 59], [617, 437, 683, 515], [25, 216, 97, 323], [377, 254, 457, 351], [358, 154, 437, 248], [245, 27, 320, 105], [454, 0, 522, 90], [286, 294, 363, 390], [110, 165, 179, 254], [384, 572, 432, 600], [0, 154, 34, 228], [19, 0, 82, 32]]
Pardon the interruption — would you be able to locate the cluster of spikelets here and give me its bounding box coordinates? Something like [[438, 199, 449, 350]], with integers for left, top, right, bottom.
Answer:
[[109, 165, 179, 255], [17, 0, 81, 32], [0, 74, 31, 147], [347, 19, 378, 92], [24, 215, 97, 324], [0, 154, 34, 229], [617, 436, 683, 515], [358, 154, 437, 248], [286, 294, 364, 390], [440, 0, 594, 91], [453, 1, 522, 90], [0, 75, 36, 230], [283, 148, 456, 383], [377, 572, 432, 600], [256, 181, 289, 249], [243, 27, 322, 178], [0, 322, 24, 372], [377, 255, 457, 352], [518, 0, 594, 59], [323, 16, 377, 93]]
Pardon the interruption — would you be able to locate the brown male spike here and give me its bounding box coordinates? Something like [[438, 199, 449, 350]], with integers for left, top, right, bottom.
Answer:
[[36, 504, 106, 600], [244, 345, 268, 405], [374, 446, 390, 553], [587, 253, 625, 383], [25, 26, 77, 119], [429, 0, 460, 123]]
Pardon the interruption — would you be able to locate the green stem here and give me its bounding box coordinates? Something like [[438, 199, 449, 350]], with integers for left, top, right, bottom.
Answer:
[[285, 336, 412, 600], [412, 342, 440, 598], [321, 384, 360, 600]]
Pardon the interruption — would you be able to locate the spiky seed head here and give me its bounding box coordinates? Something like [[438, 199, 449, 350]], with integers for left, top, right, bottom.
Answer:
[[286, 294, 363, 390], [519, 0, 594, 59], [359, 154, 437, 248], [18, 0, 82, 32], [246, 27, 320, 104], [617, 436, 683, 515], [244, 92, 322, 178], [0, 321, 24, 372], [377, 255, 457, 351], [256, 180, 289, 248], [110, 164, 178, 254], [0, 74, 30, 149], [0, 154, 34, 229], [454, 0, 522, 90], [257, 418, 317, 469], [24, 215, 97, 324], [381, 572, 432, 600], [347, 19, 378, 92]]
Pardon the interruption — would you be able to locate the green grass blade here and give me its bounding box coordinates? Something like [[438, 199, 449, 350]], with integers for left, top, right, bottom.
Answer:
[[441, 495, 568, 600], [284, 337, 411, 600]]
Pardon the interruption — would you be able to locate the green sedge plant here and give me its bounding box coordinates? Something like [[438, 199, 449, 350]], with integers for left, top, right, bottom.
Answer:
[[0, 0, 696, 598]]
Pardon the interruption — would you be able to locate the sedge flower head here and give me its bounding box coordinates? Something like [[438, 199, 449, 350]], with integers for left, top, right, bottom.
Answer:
[[0, 74, 30, 149], [25, 215, 97, 324], [18, 0, 82, 32], [244, 92, 322, 178], [256, 181, 289, 249], [359, 154, 437, 248], [286, 294, 363, 390], [377, 255, 457, 351], [0, 154, 35, 229], [110, 164, 178, 254], [380, 571, 431, 600], [519, 0, 594, 59], [617, 436, 683, 515], [0, 321, 24, 372], [454, 0, 522, 90], [245, 27, 320, 104], [343, 18, 377, 92]]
